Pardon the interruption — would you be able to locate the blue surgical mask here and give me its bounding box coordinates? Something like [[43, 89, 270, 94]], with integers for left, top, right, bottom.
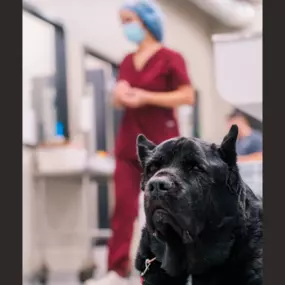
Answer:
[[123, 22, 146, 44]]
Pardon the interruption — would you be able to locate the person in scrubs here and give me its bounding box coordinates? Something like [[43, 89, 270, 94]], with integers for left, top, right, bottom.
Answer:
[[85, 1, 194, 284], [227, 109, 263, 162]]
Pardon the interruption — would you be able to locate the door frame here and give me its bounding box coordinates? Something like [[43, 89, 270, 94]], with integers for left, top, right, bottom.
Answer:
[[82, 49, 119, 238]]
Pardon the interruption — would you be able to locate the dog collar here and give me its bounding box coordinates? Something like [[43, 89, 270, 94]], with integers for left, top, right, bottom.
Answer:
[[140, 257, 156, 283]]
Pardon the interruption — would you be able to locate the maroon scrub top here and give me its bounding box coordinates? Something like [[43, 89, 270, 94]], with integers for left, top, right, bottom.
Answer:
[[115, 47, 191, 160]]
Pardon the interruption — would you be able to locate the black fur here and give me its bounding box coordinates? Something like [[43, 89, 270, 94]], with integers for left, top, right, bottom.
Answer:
[[135, 125, 263, 285]]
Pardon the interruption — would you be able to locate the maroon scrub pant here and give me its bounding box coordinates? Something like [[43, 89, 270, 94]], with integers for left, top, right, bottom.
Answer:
[[107, 158, 142, 277]]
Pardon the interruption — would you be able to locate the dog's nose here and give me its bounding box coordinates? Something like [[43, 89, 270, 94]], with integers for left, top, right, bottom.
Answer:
[[148, 178, 171, 192]]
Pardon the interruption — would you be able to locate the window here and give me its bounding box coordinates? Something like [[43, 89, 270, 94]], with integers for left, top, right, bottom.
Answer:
[[23, 5, 69, 145]]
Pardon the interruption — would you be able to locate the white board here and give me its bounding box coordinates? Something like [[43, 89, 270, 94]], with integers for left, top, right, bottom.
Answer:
[[213, 32, 262, 120]]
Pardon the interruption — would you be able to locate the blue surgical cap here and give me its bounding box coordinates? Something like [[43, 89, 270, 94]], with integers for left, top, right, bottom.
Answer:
[[121, 0, 164, 42]]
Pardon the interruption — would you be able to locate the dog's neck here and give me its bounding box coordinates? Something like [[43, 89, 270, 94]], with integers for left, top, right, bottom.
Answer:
[[155, 217, 243, 277]]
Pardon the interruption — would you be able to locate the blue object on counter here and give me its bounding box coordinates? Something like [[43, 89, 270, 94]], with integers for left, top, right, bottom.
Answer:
[[56, 121, 64, 137]]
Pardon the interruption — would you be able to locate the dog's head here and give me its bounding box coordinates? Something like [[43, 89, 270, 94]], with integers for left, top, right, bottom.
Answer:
[[137, 125, 242, 246]]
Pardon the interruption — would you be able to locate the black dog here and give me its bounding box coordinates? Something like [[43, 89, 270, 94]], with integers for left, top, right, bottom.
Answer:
[[135, 125, 263, 285]]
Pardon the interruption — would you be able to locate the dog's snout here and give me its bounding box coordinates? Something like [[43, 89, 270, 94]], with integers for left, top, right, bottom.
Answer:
[[148, 178, 171, 193]]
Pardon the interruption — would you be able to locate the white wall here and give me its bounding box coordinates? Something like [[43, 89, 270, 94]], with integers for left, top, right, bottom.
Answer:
[[25, 0, 231, 143], [212, 32, 262, 120], [245, 4, 262, 33]]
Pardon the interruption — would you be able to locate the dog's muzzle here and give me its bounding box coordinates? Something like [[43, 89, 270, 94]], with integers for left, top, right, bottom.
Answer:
[[146, 176, 173, 198]]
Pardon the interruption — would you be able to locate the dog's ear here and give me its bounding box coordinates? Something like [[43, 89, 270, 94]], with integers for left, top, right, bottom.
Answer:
[[218, 125, 238, 166], [161, 244, 186, 276], [136, 134, 156, 167]]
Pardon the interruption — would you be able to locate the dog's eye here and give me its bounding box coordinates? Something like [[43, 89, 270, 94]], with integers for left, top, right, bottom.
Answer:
[[188, 165, 200, 172], [149, 165, 158, 173], [146, 164, 159, 174]]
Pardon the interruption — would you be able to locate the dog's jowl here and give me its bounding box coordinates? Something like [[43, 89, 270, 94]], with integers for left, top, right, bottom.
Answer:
[[135, 125, 263, 285]]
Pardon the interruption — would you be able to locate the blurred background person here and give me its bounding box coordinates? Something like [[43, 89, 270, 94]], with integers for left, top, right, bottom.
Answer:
[[227, 109, 262, 162], [85, 1, 194, 284]]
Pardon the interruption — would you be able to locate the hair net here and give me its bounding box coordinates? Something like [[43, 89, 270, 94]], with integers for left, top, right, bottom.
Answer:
[[121, 0, 164, 42]]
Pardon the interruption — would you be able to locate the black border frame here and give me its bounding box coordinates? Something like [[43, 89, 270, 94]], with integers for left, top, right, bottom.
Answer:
[[263, 2, 285, 285], [23, 2, 69, 142], [2, 1, 22, 284]]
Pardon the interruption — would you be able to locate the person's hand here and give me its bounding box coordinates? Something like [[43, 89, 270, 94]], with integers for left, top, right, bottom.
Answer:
[[120, 88, 149, 108], [114, 80, 131, 98], [112, 80, 132, 108]]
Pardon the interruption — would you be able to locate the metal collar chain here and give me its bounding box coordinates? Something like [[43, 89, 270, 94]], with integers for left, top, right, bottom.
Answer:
[[141, 257, 157, 278]]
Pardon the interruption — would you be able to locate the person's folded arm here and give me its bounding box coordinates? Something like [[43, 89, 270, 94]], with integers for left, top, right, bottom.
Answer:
[[141, 85, 195, 108], [111, 55, 132, 109], [238, 135, 263, 162], [238, 152, 263, 162]]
